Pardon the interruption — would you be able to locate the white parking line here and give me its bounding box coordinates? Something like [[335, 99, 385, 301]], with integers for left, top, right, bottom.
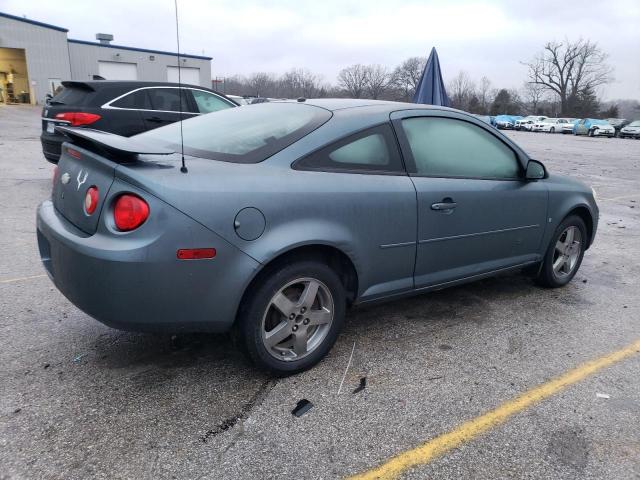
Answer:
[[0, 274, 47, 284]]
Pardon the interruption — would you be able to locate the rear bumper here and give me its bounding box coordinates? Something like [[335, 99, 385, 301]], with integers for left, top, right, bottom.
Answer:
[[40, 132, 63, 163], [36, 199, 260, 333]]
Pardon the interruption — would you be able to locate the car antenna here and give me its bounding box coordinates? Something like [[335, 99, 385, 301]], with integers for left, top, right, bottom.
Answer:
[[174, 0, 188, 173]]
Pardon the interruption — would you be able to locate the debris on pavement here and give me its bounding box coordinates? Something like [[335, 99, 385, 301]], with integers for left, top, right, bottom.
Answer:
[[73, 353, 87, 363], [353, 377, 367, 394], [596, 393, 610, 399], [292, 399, 313, 417], [337, 341, 356, 394]]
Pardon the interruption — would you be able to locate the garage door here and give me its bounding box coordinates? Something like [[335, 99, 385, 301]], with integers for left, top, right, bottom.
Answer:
[[98, 61, 138, 80], [167, 66, 200, 86]]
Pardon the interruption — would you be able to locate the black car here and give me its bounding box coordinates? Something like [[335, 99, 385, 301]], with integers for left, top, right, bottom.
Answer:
[[41, 81, 237, 163]]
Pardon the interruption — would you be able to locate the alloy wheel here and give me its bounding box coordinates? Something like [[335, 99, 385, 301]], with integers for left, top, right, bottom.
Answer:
[[552, 226, 582, 278], [261, 277, 334, 361]]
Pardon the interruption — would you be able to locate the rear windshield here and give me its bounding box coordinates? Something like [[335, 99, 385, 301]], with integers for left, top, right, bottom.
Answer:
[[50, 87, 92, 106], [138, 102, 332, 163]]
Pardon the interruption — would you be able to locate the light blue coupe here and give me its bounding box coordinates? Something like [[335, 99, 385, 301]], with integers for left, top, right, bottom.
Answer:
[[37, 99, 599, 374]]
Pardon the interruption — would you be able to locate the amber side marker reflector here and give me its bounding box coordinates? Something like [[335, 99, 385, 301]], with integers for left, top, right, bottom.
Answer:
[[67, 147, 82, 159], [177, 248, 217, 260]]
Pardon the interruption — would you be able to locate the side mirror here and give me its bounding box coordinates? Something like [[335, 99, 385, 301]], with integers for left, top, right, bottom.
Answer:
[[525, 160, 546, 180]]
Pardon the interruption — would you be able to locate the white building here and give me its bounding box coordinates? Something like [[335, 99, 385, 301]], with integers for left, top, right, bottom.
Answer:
[[0, 11, 212, 105]]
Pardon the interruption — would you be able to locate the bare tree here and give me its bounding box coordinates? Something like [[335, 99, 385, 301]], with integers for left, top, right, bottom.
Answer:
[[280, 68, 323, 98], [478, 76, 493, 114], [337, 64, 368, 98], [448, 71, 476, 111], [247, 72, 275, 97], [521, 82, 546, 114], [523, 39, 613, 115], [364, 64, 390, 99], [391, 56, 426, 101]]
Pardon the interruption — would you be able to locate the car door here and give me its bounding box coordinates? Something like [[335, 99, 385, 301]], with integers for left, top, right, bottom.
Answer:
[[576, 119, 587, 135], [142, 87, 198, 129], [391, 110, 548, 288], [102, 88, 150, 136]]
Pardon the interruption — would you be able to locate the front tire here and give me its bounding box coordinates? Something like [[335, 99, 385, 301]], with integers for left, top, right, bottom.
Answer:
[[536, 215, 587, 288], [550, 127, 555, 133], [236, 260, 346, 375]]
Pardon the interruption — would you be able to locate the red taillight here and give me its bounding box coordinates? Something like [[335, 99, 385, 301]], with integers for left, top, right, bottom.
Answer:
[[84, 186, 99, 215], [52, 166, 59, 186], [113, 194, 149, 231], [177, 248, 217, 260], [55, 112, 101, 127]]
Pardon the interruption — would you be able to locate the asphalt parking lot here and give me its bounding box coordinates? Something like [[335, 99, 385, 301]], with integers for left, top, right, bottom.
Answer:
[[1, 105, 639, 480]]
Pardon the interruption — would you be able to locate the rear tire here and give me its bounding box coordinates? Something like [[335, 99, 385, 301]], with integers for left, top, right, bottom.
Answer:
[[550, 127, 555, 133], [236, 260, 346, 375], [536, 215, 587, 288]]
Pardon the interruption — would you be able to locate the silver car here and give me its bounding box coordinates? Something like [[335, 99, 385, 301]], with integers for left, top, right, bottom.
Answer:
[[37, 100, 599, 374]]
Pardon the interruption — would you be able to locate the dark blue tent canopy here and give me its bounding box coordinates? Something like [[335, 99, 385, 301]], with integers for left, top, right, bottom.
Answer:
[[413, 47, 450, 106]]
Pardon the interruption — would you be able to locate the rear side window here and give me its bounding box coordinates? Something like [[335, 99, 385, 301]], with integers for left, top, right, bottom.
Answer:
[[402, 117, 520, 179], [191, 90, 233, 113], [139, 102, 332, 163], [110, 89, 152, 109], [295, 124, 403, 173], [146, 88, 195, 113]]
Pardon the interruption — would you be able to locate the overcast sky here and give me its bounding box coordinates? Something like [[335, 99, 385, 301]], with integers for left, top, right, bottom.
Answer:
[[4, 0, 639, 99]]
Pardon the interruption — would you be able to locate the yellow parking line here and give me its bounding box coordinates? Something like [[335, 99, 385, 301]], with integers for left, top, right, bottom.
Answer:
[[348, 338, 640, 480], [0, 274, 47, 284]]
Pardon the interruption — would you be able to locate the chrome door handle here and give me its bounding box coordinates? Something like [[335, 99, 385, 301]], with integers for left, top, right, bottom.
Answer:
[[431, 202, 457, 211]]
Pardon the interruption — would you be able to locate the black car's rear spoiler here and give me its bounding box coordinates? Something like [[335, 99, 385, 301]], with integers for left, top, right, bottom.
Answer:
[[56, 127, 174, 160], [60, 81, 97, 92]]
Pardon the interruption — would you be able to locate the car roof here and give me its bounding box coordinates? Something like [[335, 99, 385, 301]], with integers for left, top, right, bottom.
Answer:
[[61, 80, 217, 92], [278, 98, 460, 114]]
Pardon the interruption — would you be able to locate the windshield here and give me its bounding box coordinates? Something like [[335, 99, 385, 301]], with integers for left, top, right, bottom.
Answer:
[[139, 102, 331, 163], [628, 121, 640, 127]]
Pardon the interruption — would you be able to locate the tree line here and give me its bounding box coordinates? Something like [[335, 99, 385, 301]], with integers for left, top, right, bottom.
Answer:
[[217, 39, 637, 119]]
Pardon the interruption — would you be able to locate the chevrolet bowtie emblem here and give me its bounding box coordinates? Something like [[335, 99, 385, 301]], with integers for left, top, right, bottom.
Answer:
[[76, 170, 88, 191]]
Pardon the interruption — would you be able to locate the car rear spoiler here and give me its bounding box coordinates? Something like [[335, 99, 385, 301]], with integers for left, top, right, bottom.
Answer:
[[60, 81, 97, 92], [56, 127, 175, 160]]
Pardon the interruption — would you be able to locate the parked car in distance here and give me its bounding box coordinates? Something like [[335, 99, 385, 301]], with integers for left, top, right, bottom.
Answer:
[[573, 118, 615, 137], [472, 114, 494, 127], [495, 115, 521, 129], [532, 118, 574, 133], [606, 118, 630, 137], [515, 115, 546, 131], [522, 116, 548, 132], [562, 119, 580, 134], [41, 81, 238, 163], [619, 120, 640, 139], [37, 99, 599, 375], [227, 94, 250, 106]]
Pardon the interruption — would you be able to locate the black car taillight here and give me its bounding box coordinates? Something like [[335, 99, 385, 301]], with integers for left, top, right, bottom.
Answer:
[[55, 112, 101, 127]]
